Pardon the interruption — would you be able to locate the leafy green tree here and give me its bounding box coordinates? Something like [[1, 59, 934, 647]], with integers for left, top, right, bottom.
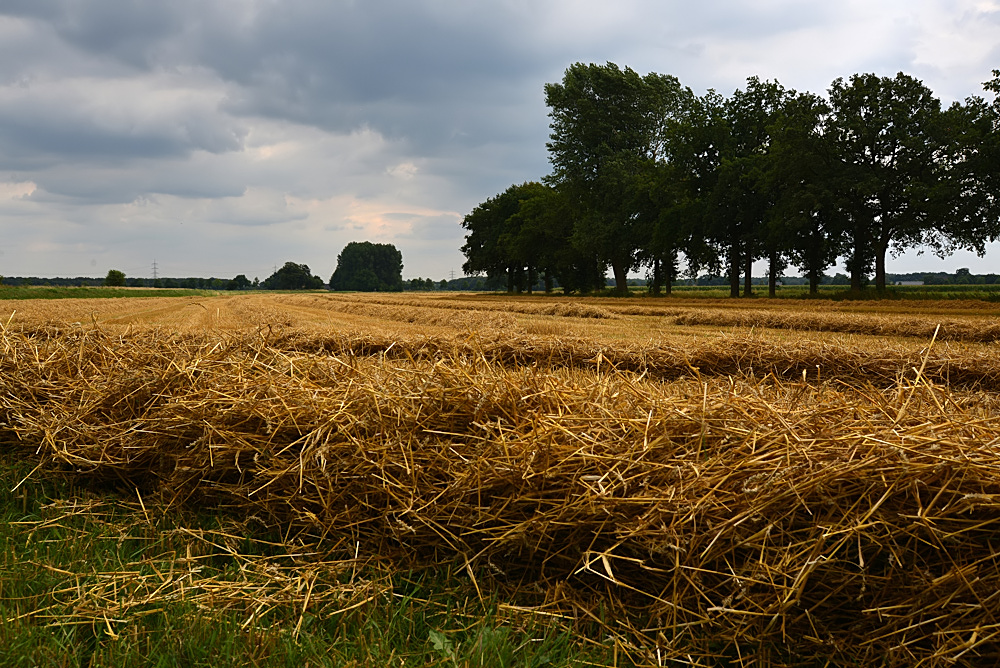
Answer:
[[545, 63, 686, 294], [461, 186, 518, 291], [462, 181, 604, 295], [707, 77, 792, 297], [461, 182, 546, 293], [503, 183, 603, 294], [262, 262, 324, 290], [104, 269, 126, 287], [658, 89, 728, 286], [329, 242, 403, 292], [639, 79, 710, 298], [931, 73, 1000, 260], [229, 274, 252, 291], [828, 72, 946, 294], [497, 182, 550, 294], [766, 91, 845, 294]]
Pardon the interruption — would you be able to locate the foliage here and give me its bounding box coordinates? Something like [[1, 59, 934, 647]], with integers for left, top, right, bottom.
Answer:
[[828, 72, 948, 293], [545, 63, 689, 294], [229, 274, 252, 291], [104, 269, 126, 287], [329, 241, 403, 292], [461, 62, 1000, 298], [462, 182, 575, 293], [710, 77, 793, 297], [262, 262, 325, 291]]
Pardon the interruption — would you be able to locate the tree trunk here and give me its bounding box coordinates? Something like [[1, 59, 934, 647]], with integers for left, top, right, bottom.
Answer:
[[875, 244, 887, 296], [544, 270, 553, 294], [743, 246, 753, 298], [650, 258, 662, 296], [612, 261, 628, 296], [848, 225, 866, 294], [768, 250, 778, 298], [848, 247, 864, 293], [526, 265, 535, 295], [664, 250, 674, 296], [729, 245, 740, 298], [506, 267, 515, 294], [807, 240, 820, 294]]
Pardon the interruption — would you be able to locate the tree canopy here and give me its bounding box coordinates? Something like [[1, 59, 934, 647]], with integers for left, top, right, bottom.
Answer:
[[104, 269, 126, 287], [262, 262, 324, 290], [329, 241, 403, 292], [545, 63, 689, 294], [461, 63, 1000, 296], [229, 274, 252, 290]]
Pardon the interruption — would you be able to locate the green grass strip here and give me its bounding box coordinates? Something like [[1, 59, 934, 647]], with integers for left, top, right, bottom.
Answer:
[[0, 453, 620, 667]]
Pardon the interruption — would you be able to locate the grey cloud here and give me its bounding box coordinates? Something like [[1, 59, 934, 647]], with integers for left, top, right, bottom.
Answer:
[[27, 164, 248, 204], [0, 1, 997, 279], [0, 77, 247, 176], [4, 1, 189, 69], [13, 1, 551, 152], [401, 214, 464, 242]]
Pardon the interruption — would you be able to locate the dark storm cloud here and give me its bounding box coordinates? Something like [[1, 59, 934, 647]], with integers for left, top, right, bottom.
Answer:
[[195, 1, 558, 158], [6, 1, 551, 152], [3, 1, 187, 67]]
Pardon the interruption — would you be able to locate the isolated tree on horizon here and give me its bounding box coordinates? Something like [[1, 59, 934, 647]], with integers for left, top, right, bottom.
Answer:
[[104, 269, 126, 287], [262, 262, 324, 290], [329, 241, 403, 292]]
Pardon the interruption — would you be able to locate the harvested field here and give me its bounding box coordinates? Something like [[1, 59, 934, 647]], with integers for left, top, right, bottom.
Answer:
[[3, 292, 1000, 666]]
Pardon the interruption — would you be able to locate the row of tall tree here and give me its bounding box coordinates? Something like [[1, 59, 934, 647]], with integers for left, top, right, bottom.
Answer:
[[462, 63, 1000, 296]]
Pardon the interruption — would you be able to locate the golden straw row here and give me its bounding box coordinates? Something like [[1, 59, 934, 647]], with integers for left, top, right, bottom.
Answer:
[[3, 325, 1000, 665]]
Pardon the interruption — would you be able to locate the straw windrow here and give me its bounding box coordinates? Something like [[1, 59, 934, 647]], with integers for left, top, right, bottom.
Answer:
[[3, 308, 1000, 665]]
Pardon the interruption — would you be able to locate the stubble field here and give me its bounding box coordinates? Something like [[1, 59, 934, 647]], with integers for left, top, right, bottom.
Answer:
[[3, 291, 1000, 666]]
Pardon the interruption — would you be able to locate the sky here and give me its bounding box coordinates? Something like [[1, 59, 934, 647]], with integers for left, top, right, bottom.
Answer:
[[0, 1, 998, 282]]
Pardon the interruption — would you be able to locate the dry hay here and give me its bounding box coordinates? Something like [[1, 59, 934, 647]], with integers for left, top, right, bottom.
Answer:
[[296, 293, 620, 320], [13, 500, 384, 639], [672, 307, 1000, 343], [4, 321, 1000, 665], [277, 329, 1000, 391]]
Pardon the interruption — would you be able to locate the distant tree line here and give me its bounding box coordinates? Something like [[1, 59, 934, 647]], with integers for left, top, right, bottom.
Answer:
[[329, 242, 403, 291], [0, 275, 244, 290], [0, 241, 412, 293], [403, 276, 494, 291], [4, 266, 996, 292], [461, 63, 1000, 296]]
